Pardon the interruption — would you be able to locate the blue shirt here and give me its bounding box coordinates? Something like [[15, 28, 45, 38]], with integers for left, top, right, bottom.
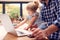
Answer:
[[41, 0, 60, 40]]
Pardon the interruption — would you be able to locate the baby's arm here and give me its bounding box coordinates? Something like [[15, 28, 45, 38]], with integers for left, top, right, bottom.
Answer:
[[26, 16, 38, 30], [15, 18, 28, 28]]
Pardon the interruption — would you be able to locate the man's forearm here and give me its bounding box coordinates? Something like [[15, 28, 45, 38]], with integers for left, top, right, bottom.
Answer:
[[44, 24, 59, 36]]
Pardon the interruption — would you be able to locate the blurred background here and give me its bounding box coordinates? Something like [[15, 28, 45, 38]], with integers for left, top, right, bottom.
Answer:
[[0, 0, 33, 23], [0, 0, 41, 40], [0, 0, 40, 25], [0, 0, 36, 40]]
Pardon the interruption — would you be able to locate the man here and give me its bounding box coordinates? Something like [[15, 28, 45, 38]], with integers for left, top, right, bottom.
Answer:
[[31, 0, 60, 40]]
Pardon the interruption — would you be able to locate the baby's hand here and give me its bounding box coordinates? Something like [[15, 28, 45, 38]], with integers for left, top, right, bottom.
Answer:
[[24, 27, 30, 30], [24, 24, 38, 30], [32, 24, 38, 28], [14, 25, 19, 29]]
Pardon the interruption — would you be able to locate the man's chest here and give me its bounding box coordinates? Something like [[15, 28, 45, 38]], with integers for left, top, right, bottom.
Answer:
[[41, 3, 57, 22]]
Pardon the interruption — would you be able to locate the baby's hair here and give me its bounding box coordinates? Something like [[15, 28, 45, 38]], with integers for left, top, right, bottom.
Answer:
[[26, 1, 39, 12]]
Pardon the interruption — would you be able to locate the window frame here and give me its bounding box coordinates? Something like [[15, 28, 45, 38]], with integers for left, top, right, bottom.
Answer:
[[0, 1, 29, 17]]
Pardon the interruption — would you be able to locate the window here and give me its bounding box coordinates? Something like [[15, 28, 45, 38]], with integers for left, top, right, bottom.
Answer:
[[5, 4, 20, 22], [0, 4, 2, 25], [22, 4, 28, 17], [0, 4, 2, 14], [0, 2, 29, 23], [5, 4, 20, 18]]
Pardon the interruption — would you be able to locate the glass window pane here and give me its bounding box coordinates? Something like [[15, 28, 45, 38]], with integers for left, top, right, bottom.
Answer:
[[5, 4, 20, 22], [22, 4, 28, 17], [0, 4, 2, 25], [0, 4, 2, 14]]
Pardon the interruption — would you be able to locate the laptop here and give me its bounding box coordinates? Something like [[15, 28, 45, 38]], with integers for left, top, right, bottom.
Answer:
[[0, 14, 32, 36]]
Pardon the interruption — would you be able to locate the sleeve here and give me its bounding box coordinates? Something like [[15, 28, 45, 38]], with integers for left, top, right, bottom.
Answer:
[[26, 15, 30, 20], [26, 14, 32, 20], [53, 0, 60, 28], [32, 12, 39, 17]]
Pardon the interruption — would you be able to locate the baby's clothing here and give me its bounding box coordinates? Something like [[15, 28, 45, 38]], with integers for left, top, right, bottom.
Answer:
[[27, 12, 47, 30]]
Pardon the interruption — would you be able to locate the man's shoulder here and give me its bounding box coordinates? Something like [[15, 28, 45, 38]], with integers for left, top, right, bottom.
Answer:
[[56, 0, 59, 2], [51, 0, 59, 4], [52, 0, 59, 2]]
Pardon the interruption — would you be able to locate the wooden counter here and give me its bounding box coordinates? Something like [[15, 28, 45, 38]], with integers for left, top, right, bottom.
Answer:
[[3, 33, 49, 40]]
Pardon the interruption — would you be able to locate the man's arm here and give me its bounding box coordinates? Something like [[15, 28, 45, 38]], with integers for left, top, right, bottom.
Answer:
[[44, 24, 58, 36], [31, 0, 60, 39], [44, 0, 60, 36]]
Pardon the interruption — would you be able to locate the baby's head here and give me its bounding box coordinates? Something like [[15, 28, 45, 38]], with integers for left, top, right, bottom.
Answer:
[[26, 1, 39, 14]]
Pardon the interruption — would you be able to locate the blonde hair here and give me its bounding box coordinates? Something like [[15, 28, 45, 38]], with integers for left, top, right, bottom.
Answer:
[[26, 1, 39, 11]]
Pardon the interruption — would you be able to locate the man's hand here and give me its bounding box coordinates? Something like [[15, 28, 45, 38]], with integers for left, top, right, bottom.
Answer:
[[31, 24, 59, 40], [31, 28, 48, 40]]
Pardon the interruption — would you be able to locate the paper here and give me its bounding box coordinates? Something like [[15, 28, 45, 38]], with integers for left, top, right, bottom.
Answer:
[[17, 23, 28, 29], [15, 23, 32, 36]]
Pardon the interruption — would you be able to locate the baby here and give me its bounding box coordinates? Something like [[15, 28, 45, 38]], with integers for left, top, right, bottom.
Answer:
[[15, 1, 47, 30]]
